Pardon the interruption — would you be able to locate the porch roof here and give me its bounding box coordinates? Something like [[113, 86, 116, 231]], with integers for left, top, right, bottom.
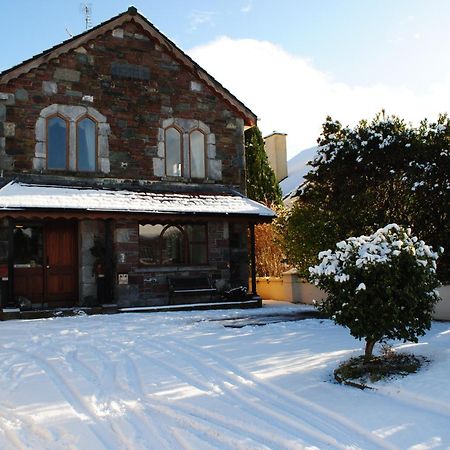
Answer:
[[0, 181, 275, 220]]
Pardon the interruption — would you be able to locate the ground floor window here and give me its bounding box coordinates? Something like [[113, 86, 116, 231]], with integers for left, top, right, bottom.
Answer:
[[139, 223, 208, 266], [13, 224, 43, 267]]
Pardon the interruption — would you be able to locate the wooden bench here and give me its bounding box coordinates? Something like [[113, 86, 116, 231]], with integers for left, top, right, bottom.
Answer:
[[167, 275, 217, 304]]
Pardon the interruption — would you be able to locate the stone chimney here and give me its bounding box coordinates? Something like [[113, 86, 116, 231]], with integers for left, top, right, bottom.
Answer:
[[264, 132, 288, 182]]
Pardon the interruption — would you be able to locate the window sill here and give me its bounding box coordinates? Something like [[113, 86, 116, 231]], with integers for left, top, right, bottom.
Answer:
[[160, 176, 214, 184], [40, 169, 99, 175], [134, 265, 216, 273]]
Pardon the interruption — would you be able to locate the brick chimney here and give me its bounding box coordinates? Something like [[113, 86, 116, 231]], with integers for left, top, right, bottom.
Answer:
[[264, 132, 288, 182]]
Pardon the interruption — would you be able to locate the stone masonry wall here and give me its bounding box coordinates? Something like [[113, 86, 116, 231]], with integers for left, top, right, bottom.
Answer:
[[0, 20, 246, 190], [0, 93, 14, 171], [79, 220, 103, 306]]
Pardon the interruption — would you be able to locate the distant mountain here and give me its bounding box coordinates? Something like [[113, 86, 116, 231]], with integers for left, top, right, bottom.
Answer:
[[280, 146, 318, 198]]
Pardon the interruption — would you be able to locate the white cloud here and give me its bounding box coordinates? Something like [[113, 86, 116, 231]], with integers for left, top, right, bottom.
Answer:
[[241, 0, 254, 14], [188, 11, 215, 32], [188, 37, 450, 158]]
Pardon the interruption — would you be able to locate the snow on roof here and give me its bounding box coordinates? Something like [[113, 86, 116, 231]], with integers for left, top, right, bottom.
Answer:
[[0, 181, 275, 218]]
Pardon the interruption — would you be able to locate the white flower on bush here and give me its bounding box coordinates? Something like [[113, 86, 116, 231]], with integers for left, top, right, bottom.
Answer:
[[309, 224, 439, 283]]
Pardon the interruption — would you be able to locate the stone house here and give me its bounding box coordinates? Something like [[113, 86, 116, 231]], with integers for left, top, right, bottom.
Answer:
[[0, 7, 274, 312]]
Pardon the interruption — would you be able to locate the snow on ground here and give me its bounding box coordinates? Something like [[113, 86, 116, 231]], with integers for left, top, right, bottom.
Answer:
[[0, 301, 449, 449]]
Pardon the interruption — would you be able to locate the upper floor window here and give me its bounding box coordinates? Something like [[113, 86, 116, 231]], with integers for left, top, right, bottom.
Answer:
[[36, 104, 110, 174], [165, 127, 182, 177], [159, 119, 213, 180], [189, 130, 206, 179], [77, 117, 97, 171], [47, 116, 68, 170], [46, 114, 97, 172]]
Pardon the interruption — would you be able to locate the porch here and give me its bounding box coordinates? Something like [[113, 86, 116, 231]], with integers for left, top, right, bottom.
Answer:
[[0, 179, 274, 312]]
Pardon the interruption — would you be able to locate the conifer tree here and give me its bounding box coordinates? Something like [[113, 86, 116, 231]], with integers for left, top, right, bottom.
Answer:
[[244, 126, 282, 205]]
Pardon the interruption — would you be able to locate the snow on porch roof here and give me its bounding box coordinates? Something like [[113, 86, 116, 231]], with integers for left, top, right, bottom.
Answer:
[[0, 181, 275, 218]]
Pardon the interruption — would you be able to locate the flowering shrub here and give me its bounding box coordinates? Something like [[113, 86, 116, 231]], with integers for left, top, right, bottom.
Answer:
[[309, 224, 442, 361]]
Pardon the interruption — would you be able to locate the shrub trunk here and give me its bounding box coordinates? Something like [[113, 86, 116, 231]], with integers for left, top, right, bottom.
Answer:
[[364, 339, 376, 362]]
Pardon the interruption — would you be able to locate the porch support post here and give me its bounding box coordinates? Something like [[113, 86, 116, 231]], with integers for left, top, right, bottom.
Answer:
[[249, 222, 257, 295], [104, 219, 114, 304], [7, 218, 14, 306]]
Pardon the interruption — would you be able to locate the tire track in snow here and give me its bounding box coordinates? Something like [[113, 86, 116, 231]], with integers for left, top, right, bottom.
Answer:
[[128, 344, 281, 448], [60, 342, 178, 450], [78, 340, 197, 450], [0, 406, 56, 449], [126, 346, 299, 449], [0, 409, 30, 450], [166, 337, 400, 450], [5, 347, 124, 450], [370, 385, 450, 419], [118, 351, 182, 450], [67, 342, 179, 450], [0, 350, 66, 449], [151, 404, 275, 450], [159, 341, 351, 449], [133, 341, 343, 449], [0, 352, 27, 392], [123, 348, 261, 450], [146, 394, 306, 450], [147, 338, 336, 447]]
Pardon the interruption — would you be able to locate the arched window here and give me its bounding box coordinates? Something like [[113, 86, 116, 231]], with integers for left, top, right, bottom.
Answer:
[[139, 223, 207, 266], [47, 116, 68, 170], [161, 225, 186, 265], [165, 127, 182, 177], [36, 105, 109, 173], [189, 130, 206, 179], [77, 116, 97, 171], [139, 224, 164, 265]]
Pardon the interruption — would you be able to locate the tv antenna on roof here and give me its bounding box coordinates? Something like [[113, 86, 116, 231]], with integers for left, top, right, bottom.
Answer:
[[80, 3, 92, 30]]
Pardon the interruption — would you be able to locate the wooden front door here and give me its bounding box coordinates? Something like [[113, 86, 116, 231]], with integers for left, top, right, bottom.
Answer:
[[14, 221, 78, 307], [44, 221, 78, 306]]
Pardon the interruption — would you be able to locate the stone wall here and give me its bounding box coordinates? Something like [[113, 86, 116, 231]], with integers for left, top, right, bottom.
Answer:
[[78, 220, 103, 306], [229, 223, 249, 288], [0, 93, 14, 171], [114, 220, 140, 306], [0, 219, 8, 307], [0, 20, 246, 190]]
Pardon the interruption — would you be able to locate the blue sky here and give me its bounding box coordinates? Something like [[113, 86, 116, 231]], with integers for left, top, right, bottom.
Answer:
[[2, 1, 450, 155]]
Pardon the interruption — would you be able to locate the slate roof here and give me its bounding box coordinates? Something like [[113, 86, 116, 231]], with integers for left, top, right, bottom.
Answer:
[[0, 181, 275, 219]]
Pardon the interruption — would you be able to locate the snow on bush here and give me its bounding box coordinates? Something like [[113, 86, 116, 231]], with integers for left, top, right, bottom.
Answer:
[[309, 224, 442, 361]]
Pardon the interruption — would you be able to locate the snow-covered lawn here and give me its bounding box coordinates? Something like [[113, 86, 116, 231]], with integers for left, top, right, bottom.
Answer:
[[0, 302, 449, 450]]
